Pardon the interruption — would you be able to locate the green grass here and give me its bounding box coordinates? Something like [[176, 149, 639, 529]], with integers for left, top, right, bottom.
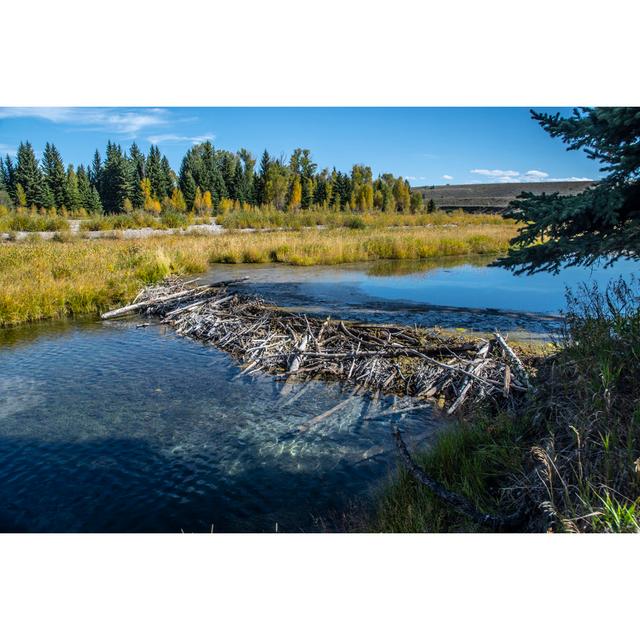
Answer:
[[0, 212, 71, 233], [79, 211, 209, 231], [369, 413, 528, 532], [0, 224, 515, 327], [366, 276, 640, 533]]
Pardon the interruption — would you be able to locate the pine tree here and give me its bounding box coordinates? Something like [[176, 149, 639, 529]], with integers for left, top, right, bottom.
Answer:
[[42, 143, 68, 208], [161, 155, 175, 198], [427, 198, 436, 213], [181, 171, 197, 211], [300, 149, 317, 209], [87, 186, 103, 214], [65, 165, 81, 211], [101, 141, 132, 213], [129, 142, 146, 209], [145, 145, 164, 199], [237, 148, 256, 204], [233, 161, 244, 203], [76, 165, 93, 211], [497, 107, 640, 273], [218, 151, 237, 200], [255, 150, 271, 205], [15, 142, 48, 208], [89, 150, 103, 197], [0, 155, 17, 203]]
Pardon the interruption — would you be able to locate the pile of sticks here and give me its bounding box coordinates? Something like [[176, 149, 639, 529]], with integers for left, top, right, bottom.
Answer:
[[102, 277, 531, 415]]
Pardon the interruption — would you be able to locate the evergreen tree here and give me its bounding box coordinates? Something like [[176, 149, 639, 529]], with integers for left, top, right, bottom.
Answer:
[[180, 171, 197, 211], [218, 151, 238, 200], [15, 142, 48, 208], [101, 141, 132, 213], [300, 149, 317, 209], [497, 107, 640, 273], [255, 150, 271, 205], [202, 142, 227, 204], [237, 148, 256, 204], [89, 150, 103, 202], [0, 155, 17, 203], [87, 186, 103, 214], [427, 198, 436, 213], [76, 165, 94, 211], [129, 142, 146, 208], [161, 155, 175, 198], [65, 165, 81, 211], [42, 143, 68, 208], [145, 145, 165, 199]]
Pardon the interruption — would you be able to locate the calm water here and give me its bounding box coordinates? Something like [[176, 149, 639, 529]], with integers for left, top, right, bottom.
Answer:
[[203, 256, 637, 337], [0, 319, 437, 533], [0, 256, 634, 532]]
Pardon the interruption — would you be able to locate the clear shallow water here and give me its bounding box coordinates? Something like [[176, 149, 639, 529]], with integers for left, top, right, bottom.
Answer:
[[0, 319, 438, 533], [1, 256, 635, 533], [204, 256, 637, 337]]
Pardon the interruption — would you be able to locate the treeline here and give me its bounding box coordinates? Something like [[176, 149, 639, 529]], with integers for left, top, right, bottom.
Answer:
[[0, 141, 434, 215]]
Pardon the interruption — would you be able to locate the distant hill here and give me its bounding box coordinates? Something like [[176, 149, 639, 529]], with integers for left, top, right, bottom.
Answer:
[[413, 181, 595, 211]]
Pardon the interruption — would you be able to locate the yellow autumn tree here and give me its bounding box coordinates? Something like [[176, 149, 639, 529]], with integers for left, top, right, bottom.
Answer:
[[141, 178, 161, 213], [202, 190, 213, 214], [15, 183, 27, 207], [288, 175, 302, 211], [170, 188, 187, 213]]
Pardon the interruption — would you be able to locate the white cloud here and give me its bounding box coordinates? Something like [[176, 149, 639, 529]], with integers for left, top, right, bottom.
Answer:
[[469, 167, 593, 184], [147, 133, 215, 145], [524, 169, 548, 179], [0, 143, 16, 156], [0, 107, 170, 136], [442, 174, 453, 181], [547, 176, 593, 182], [471, 169, 520, 178]]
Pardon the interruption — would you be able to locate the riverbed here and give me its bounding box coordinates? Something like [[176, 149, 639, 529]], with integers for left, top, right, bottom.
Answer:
[[0, 256, 633, 532]]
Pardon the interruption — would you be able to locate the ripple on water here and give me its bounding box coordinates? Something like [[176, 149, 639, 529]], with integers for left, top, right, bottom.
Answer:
[[0, 321, 442, 532]]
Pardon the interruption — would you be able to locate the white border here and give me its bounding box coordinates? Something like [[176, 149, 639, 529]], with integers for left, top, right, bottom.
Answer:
[[1, 1, 638, 638]]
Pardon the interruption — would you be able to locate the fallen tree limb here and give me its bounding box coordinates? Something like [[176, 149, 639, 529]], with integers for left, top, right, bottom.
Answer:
[[494, 331, 531, 388], [392, 425, 524, 532]]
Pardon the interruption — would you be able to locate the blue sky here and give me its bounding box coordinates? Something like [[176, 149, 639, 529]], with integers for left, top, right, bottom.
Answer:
[[0, 107, 599, 186]]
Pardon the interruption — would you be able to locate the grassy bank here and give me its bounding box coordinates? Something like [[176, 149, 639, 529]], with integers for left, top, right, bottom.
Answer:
[[0, 225, 514, 326], [216, 208, 514, 230], [0, 211, 71, 233], [79, 212, 211, 231], [368, 278, 640, 533]]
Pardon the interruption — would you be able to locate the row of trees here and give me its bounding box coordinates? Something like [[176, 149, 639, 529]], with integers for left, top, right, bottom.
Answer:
[[0, 141, 430, 215]]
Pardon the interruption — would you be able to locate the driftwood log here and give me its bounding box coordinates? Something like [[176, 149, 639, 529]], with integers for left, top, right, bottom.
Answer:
[[104, 276, 533, 416], [104, 276, 534, 529]]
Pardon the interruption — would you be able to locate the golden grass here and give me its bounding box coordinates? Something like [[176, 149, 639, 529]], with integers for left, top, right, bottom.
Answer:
[[0, 224, 516, 326], [217, 207, 515, 230]]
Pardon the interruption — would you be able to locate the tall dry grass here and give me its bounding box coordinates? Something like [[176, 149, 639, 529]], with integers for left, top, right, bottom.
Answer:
[[0, 224, 515, 326], [216, 207, 515, 231]]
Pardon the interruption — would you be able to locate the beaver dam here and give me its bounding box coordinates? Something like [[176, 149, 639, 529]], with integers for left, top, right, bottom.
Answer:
[[102, 276, 533, 418]]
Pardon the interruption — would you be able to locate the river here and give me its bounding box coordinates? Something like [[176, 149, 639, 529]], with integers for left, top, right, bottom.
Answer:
[[0, 256, 634, 532]]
